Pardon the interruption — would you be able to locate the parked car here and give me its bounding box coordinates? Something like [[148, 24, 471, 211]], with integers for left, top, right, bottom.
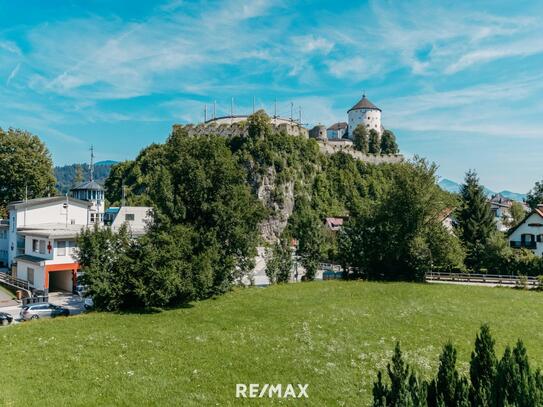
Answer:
[[0, 312, 13, 326], [20, 303, 70, 321]]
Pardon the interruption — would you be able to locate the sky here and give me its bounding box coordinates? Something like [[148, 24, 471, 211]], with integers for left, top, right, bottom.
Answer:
[[1, 0, 542, 193]]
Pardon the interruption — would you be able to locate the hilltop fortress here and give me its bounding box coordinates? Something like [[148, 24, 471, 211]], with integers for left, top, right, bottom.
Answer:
[[174, 94, 403, 164]]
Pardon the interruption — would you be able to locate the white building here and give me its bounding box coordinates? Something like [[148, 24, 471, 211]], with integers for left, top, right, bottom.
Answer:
[[7, 196, 91, 267], [347, 94, 383, 139], [327, 122, 348, 139], [70, 180, 105, 224], [15, 224, 83, 293], [508, 205, 543, 256], [104, 206, 153, 236]]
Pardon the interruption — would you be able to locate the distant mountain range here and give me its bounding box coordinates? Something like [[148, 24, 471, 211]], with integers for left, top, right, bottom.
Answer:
[[438, 178, 526, 202]]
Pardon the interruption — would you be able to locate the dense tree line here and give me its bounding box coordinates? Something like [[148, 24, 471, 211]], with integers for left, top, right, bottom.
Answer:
[[353, 124, 399, 154], [54, 162, 113, 193], [78, 110, 467, 309], [79, 131, 264, 310], [373, 325, 543, 406]]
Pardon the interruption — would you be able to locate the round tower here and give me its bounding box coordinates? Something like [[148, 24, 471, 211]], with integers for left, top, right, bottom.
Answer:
[[347, 94, 382, 139]]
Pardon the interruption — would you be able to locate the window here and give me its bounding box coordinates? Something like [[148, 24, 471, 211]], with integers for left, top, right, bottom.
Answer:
[[125, 213, 135, 221], [57, 240, 66, 256], [39, 240, 46, 255], [90, 213, 95, 223], [32, 239, 39, 253], [27, 267, 34, 285]]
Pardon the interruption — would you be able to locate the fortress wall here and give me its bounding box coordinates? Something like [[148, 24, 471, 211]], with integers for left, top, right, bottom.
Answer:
[[318, 140, 403, 164]]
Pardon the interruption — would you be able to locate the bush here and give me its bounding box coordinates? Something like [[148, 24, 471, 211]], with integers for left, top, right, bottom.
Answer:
[[373, 325, 543, 406]]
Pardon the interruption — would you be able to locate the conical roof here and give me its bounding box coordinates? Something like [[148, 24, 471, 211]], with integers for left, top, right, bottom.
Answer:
[[70, 180, 104, 191], [348, 95, 381, 112]]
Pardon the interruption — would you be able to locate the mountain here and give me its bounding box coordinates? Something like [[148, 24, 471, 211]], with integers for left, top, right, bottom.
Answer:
[[54, 162, 116, 194], [95, 160, 118, 166], [438, 178, 526, 202]]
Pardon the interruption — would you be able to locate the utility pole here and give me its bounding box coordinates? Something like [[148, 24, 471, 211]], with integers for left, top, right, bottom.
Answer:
[[24, 185, 27, 227], [65, 193, 69, 229], [298, 106, 302, 124], [204, 104, 207, 123], [290, 102, 293, 122]]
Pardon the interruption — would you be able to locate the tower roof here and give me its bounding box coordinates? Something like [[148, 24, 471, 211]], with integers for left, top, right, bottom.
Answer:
[[348, 95, 381, 112], [70, 180, 104, 191]]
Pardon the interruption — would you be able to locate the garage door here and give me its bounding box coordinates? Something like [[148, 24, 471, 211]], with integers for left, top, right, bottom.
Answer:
[[49, 270, 73, 292]]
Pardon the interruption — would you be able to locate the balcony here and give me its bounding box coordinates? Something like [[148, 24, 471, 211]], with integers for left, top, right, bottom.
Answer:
[[510, 241, 537, 250]]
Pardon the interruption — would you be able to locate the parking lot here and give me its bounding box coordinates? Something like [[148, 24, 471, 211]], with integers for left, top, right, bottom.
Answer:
[[0, 291, 86, 327]]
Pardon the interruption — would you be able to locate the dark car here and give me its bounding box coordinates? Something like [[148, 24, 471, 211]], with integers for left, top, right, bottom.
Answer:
[[20, 303, 70, 321], [0, 312, 13, 326]]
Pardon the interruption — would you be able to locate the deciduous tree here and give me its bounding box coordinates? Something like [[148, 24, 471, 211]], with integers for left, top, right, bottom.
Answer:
[[0, 128, 56, 214], [353, 124, 368, 153]]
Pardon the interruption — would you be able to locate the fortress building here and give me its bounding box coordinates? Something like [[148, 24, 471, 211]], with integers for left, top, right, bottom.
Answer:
[[347, 94, 383, 138]]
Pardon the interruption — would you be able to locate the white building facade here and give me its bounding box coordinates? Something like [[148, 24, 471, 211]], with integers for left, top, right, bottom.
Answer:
[[508, 206, 543, 256], [7, 197, 91, 267], [15, 225, 81, 293], [347, 95, 382, 139]]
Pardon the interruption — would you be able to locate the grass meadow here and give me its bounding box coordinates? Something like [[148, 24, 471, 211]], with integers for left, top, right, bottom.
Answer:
[[1, 281, 543, 406]]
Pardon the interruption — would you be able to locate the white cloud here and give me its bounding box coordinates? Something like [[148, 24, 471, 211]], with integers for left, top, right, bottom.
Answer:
[[6, 63, 20, 85], [293, 35, 334, 54]]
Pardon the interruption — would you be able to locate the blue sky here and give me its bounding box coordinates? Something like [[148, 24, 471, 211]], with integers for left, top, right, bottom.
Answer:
[[1, 0, 542, 192]]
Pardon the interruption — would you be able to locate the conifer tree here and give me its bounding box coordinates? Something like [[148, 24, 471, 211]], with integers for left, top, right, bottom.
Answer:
[[428, 342, 469, 407], [470, 324, 497, 406], [455, 170, 495, 271], [368, 129, 381, 154]]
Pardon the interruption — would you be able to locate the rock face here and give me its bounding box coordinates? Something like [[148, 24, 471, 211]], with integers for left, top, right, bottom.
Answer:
[[255, 166, 295, 243]]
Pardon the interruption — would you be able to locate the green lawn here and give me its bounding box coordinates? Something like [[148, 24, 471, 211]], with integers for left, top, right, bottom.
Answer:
[[2, 281, 543, 406]]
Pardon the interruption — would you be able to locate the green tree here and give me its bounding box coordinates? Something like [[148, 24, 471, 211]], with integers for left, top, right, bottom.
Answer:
[[428, 342, 470, 407], [0, 128, 56, 214], [368, 129, 381, 154], [352, 124, 368, 153], [455, 171, 495, 272], [470, 324, 497, 407], [372, 342, 428, 406], [340, 158, 464, 281], [505, 201, 526, 228], [247, 109, 272, 141], [74, 164, 84, 186], [77, 223, 196, 310], [265, 238, 293, 284], [527, 180, 543, 209], [290, 205, 324, 281], [380, 130, 399, 154]]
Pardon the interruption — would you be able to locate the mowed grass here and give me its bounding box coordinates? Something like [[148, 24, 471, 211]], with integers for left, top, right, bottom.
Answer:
[[1, 282, 543, 406]]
